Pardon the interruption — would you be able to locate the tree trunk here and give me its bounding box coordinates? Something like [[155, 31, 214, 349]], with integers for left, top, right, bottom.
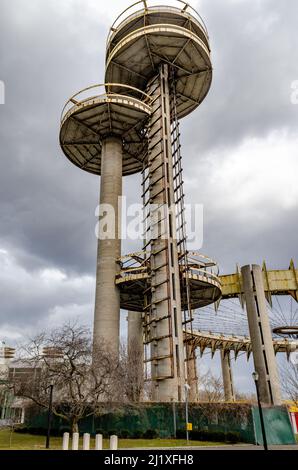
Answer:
[[72, 420, 79, 433]]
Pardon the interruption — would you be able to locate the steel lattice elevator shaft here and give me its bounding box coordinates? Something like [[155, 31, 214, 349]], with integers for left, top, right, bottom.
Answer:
[[143, 64, 186, 402]]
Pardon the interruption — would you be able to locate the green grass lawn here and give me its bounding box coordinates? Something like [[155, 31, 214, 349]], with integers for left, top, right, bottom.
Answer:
[[0, 429, 225, 450]]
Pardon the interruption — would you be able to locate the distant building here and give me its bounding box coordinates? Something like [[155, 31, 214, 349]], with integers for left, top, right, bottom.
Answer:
[[0, 349, 34, 425]]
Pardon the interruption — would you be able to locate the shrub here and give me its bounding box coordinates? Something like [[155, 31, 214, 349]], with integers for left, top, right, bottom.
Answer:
[[59, 427, 71, 436], [176, 429, 186, 439], [178, 429, 227, 442], [189, 430, 202, 440], [95, 429, 108, 438], [188, 429, 240, 443], [14, 426, 29, 434], [31, 427, 46, 436], [225, 431, 240, 443], [118, 429, 131, 439], [205, 431, 225, 441], [143, 429, 158, 439], [132, 430, 143, 439], [16, 426, 65, 437]]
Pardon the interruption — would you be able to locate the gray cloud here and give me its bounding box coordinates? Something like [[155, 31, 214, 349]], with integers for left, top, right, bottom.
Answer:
[[185, 0, 298, 152]]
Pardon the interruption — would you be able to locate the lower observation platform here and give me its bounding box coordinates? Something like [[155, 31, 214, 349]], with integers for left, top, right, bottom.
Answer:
[[60, 83, 151, 176], [116, 251, 222, 311]]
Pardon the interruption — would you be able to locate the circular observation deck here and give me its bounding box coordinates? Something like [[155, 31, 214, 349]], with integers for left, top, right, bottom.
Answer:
[[116, 251, 222, 312], [105, 0, 212, 119], [60, 83, 151, 176]]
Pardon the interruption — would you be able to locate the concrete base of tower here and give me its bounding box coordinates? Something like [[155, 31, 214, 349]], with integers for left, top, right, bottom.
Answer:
[[186, 342, 199, 402], [151, 379, 181, 403], [93, 137, 123, 357], [127, 311, 144, 401]]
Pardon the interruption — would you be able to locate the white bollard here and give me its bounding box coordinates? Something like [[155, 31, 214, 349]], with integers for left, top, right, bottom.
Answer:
[[110, 435, 118, 450], [83, 433, 90, 450], [72, 432, 79, 450], [62, 432, 69, 450], [95, 434, 103, 450]]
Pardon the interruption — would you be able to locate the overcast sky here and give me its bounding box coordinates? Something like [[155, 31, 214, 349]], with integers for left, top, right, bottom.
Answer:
[[0, 0, 297, 393]]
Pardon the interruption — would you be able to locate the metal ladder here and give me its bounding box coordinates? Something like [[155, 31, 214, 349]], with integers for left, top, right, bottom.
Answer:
[[170, 75, 198, 396]]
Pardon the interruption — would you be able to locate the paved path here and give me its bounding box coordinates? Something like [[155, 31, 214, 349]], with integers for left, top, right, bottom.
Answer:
[[123, 444, 298, 451], [190, 444, 298, 450]]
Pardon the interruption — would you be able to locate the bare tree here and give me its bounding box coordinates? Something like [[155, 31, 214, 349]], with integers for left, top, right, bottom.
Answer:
[[6, 323, 121, 433], [118, 340, 144, 402], [196, 370, 251, 427], [199, 370, 224, 403], [280, 359, 298, 407], [234, 391, 256, 403]]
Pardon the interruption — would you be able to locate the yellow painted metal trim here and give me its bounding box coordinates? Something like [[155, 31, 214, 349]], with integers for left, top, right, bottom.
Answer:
[[220, 263, 298, 300]]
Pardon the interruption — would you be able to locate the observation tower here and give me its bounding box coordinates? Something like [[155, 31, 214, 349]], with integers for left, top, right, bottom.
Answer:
[[60, 1, 221, 402]]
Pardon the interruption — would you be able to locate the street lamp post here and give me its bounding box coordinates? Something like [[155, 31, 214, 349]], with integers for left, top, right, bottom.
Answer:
[[184, 383, 191, 442], [45, 383, 54, 449], [171, 399, 177, 438], [252, 372, 268, 451]]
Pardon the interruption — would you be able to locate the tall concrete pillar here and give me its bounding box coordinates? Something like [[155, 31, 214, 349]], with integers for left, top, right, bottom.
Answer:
[[241, 264, 282, 405], [93, 137, 122, 356], [127, 311, 144, 401], [221, 350, 235, 402], [128, 311, 143, 360], [186, 342, 198, 402]]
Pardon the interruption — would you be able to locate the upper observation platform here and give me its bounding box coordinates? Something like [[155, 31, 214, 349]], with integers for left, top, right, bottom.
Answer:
[[60, 83, 151, 176], [105, 0, 212, 119]]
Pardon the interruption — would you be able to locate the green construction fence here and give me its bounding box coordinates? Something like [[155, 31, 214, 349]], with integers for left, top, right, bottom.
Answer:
[[24, 402, 296, 445]]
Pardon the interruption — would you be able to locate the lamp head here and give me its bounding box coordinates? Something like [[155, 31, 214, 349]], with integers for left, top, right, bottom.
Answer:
[[252, 371, 259, 382], [184, 383, 191, 391]]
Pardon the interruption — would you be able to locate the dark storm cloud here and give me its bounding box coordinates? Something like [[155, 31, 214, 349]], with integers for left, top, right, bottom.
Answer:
[[205, 205, 298, 274], [0, 0, 297, 374], [0, 0, 108, 275], [180, 0, 298, 273], [184, 0, 298, 154]]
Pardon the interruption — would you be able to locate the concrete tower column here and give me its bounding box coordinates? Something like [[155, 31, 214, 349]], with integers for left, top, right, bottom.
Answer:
[[241, 264, 282, 405], [220, 350, 235, 402], [186, 342, 198, 402], [93, 137, 122, 356], [128, 311, 143, 361], [188, 358, 199, 402], [127, 311, 144, 401]]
